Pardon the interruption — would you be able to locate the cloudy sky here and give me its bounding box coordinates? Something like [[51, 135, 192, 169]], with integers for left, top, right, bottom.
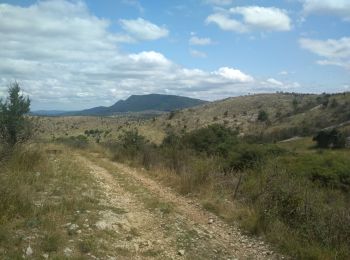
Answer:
[[0, 0, 349, 110]]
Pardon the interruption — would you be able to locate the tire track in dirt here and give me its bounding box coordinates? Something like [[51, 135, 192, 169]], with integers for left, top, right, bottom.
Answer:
[[78, 154, 284, 259]]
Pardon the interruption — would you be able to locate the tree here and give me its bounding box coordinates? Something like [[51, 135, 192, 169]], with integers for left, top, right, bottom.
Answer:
[[182, 124, 238, 157], [258, 110, 269, 122], [0, 82, 31, 147], [313, 129, 346, 149], [292, 98, 299, 111]]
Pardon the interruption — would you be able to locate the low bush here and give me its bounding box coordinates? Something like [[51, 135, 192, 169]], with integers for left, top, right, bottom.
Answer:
[[55, 135, 88, 149], [257, 110, 269, 122], [182, 124, 238, 157], [239, 160, 350, 259], [103, 123, 350, 258], [313, 129, 346, 148]]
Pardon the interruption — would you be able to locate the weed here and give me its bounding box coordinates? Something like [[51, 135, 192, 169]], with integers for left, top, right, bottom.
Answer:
[[41, 232, 62, 252], [78, 237, 95, 253]]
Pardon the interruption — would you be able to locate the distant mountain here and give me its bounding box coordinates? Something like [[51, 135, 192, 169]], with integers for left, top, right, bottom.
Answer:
[[70, 94, 207, 116], [30, 110, 71, 116], [34, 94, 207, 116]]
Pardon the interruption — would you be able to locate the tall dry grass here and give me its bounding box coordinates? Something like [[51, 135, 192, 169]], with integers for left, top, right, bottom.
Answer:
[[100, 127, 350, 259]]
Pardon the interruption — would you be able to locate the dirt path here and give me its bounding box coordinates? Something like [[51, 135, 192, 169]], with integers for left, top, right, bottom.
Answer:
[[77, 154, 284, 259]]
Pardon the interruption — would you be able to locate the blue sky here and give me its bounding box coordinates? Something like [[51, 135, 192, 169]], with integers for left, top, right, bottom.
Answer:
[[0, 0, 349, 110]]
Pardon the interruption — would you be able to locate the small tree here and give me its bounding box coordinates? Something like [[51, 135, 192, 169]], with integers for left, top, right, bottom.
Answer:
[[0, 82, 31, 147], [258, 110, 269, 122], [313, 129, 346, 149], [292, 98, 299, 111], [118, 129, 147, 159]]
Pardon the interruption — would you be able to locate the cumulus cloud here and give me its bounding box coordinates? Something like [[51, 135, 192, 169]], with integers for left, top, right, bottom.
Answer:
[[119, 18, 169, 41], [213, 67, 254, 83], [301, 0, 350, 21], [206, 13, 247, 33], [206, 6, 292, 33], [261, 78, 300, 89], [299, 37, 350, 70], [129, 51, 171, 66], [189, 36, 213, 45], [266, 78, 283, 86], [0, 0, 291, 110]]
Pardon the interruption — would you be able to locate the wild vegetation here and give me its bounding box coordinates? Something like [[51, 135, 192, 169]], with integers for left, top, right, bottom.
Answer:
[[0, 85, 115, 258], [34, 91, 350, 259], [96, 122, 350, 259], [0, 82, 31, 149], [1, 88, 350, 259]]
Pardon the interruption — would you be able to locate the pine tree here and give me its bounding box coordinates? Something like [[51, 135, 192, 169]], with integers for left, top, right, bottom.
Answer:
[[0, 82, 31, 147]]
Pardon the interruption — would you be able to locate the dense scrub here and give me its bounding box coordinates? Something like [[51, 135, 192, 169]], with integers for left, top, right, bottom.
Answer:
[[102, 124, 350, 259]]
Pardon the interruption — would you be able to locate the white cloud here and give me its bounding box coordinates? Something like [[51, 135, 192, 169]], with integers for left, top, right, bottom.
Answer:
[[261, 78, 300, 89], [213, 67, 254, 83], [206, 13, 248, 33], [129, 51, 171, 66], [0, 0, 291, 110], [190, 49, 207, 58], [119, 18, 169, 40], [206, 6, 292, 33], [301, 0, 350, 21], [189, 36, 213, 45], [299, 37, 350, 70], [266, 78, 283, 86]]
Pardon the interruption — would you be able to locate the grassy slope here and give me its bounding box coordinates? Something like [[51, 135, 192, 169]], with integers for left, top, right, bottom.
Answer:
[[0, 144, 138, 259], [33, 92, 350, 144]]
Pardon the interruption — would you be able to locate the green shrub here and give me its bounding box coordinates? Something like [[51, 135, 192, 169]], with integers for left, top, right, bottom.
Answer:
[[239, 160, 350, 259], [55, 135, 88, 149], [278, 152, 350, 191], [41, 233, 62, 252], [182, 124, 238, 157], [118, 129, 148, 160], [313, 129, 346, 149], [224, 144, 285, 171], [257, 110, 269, 122]]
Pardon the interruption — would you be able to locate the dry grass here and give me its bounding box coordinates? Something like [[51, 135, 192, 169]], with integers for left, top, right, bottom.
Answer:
[[98, 131, 350, 259], [0, 143, 134, 259]]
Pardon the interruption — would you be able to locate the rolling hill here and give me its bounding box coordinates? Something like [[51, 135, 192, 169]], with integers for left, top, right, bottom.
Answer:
[[33, 92, 350, 144], [138, 92, 350, 142]]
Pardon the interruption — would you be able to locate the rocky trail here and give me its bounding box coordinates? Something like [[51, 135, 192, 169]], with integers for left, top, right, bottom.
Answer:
[[76, 153, 284, 260]]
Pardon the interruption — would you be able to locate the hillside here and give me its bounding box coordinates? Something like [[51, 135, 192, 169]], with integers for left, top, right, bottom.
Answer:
[[66, 94, 207, 116], [141, 92, 350, 142], [32, 92, 350, 144]]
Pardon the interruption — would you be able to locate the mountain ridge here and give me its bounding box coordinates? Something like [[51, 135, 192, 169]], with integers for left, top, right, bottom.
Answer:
[[32, 94, 208, 116]]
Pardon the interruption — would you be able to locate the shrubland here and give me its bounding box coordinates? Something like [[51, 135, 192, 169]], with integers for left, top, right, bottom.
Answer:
[[97, 124, 350, 259], [3, 88, 349, 259]]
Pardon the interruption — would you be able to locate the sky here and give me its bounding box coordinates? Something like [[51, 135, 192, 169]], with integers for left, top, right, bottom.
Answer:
[[0, 0, 349, 110]]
